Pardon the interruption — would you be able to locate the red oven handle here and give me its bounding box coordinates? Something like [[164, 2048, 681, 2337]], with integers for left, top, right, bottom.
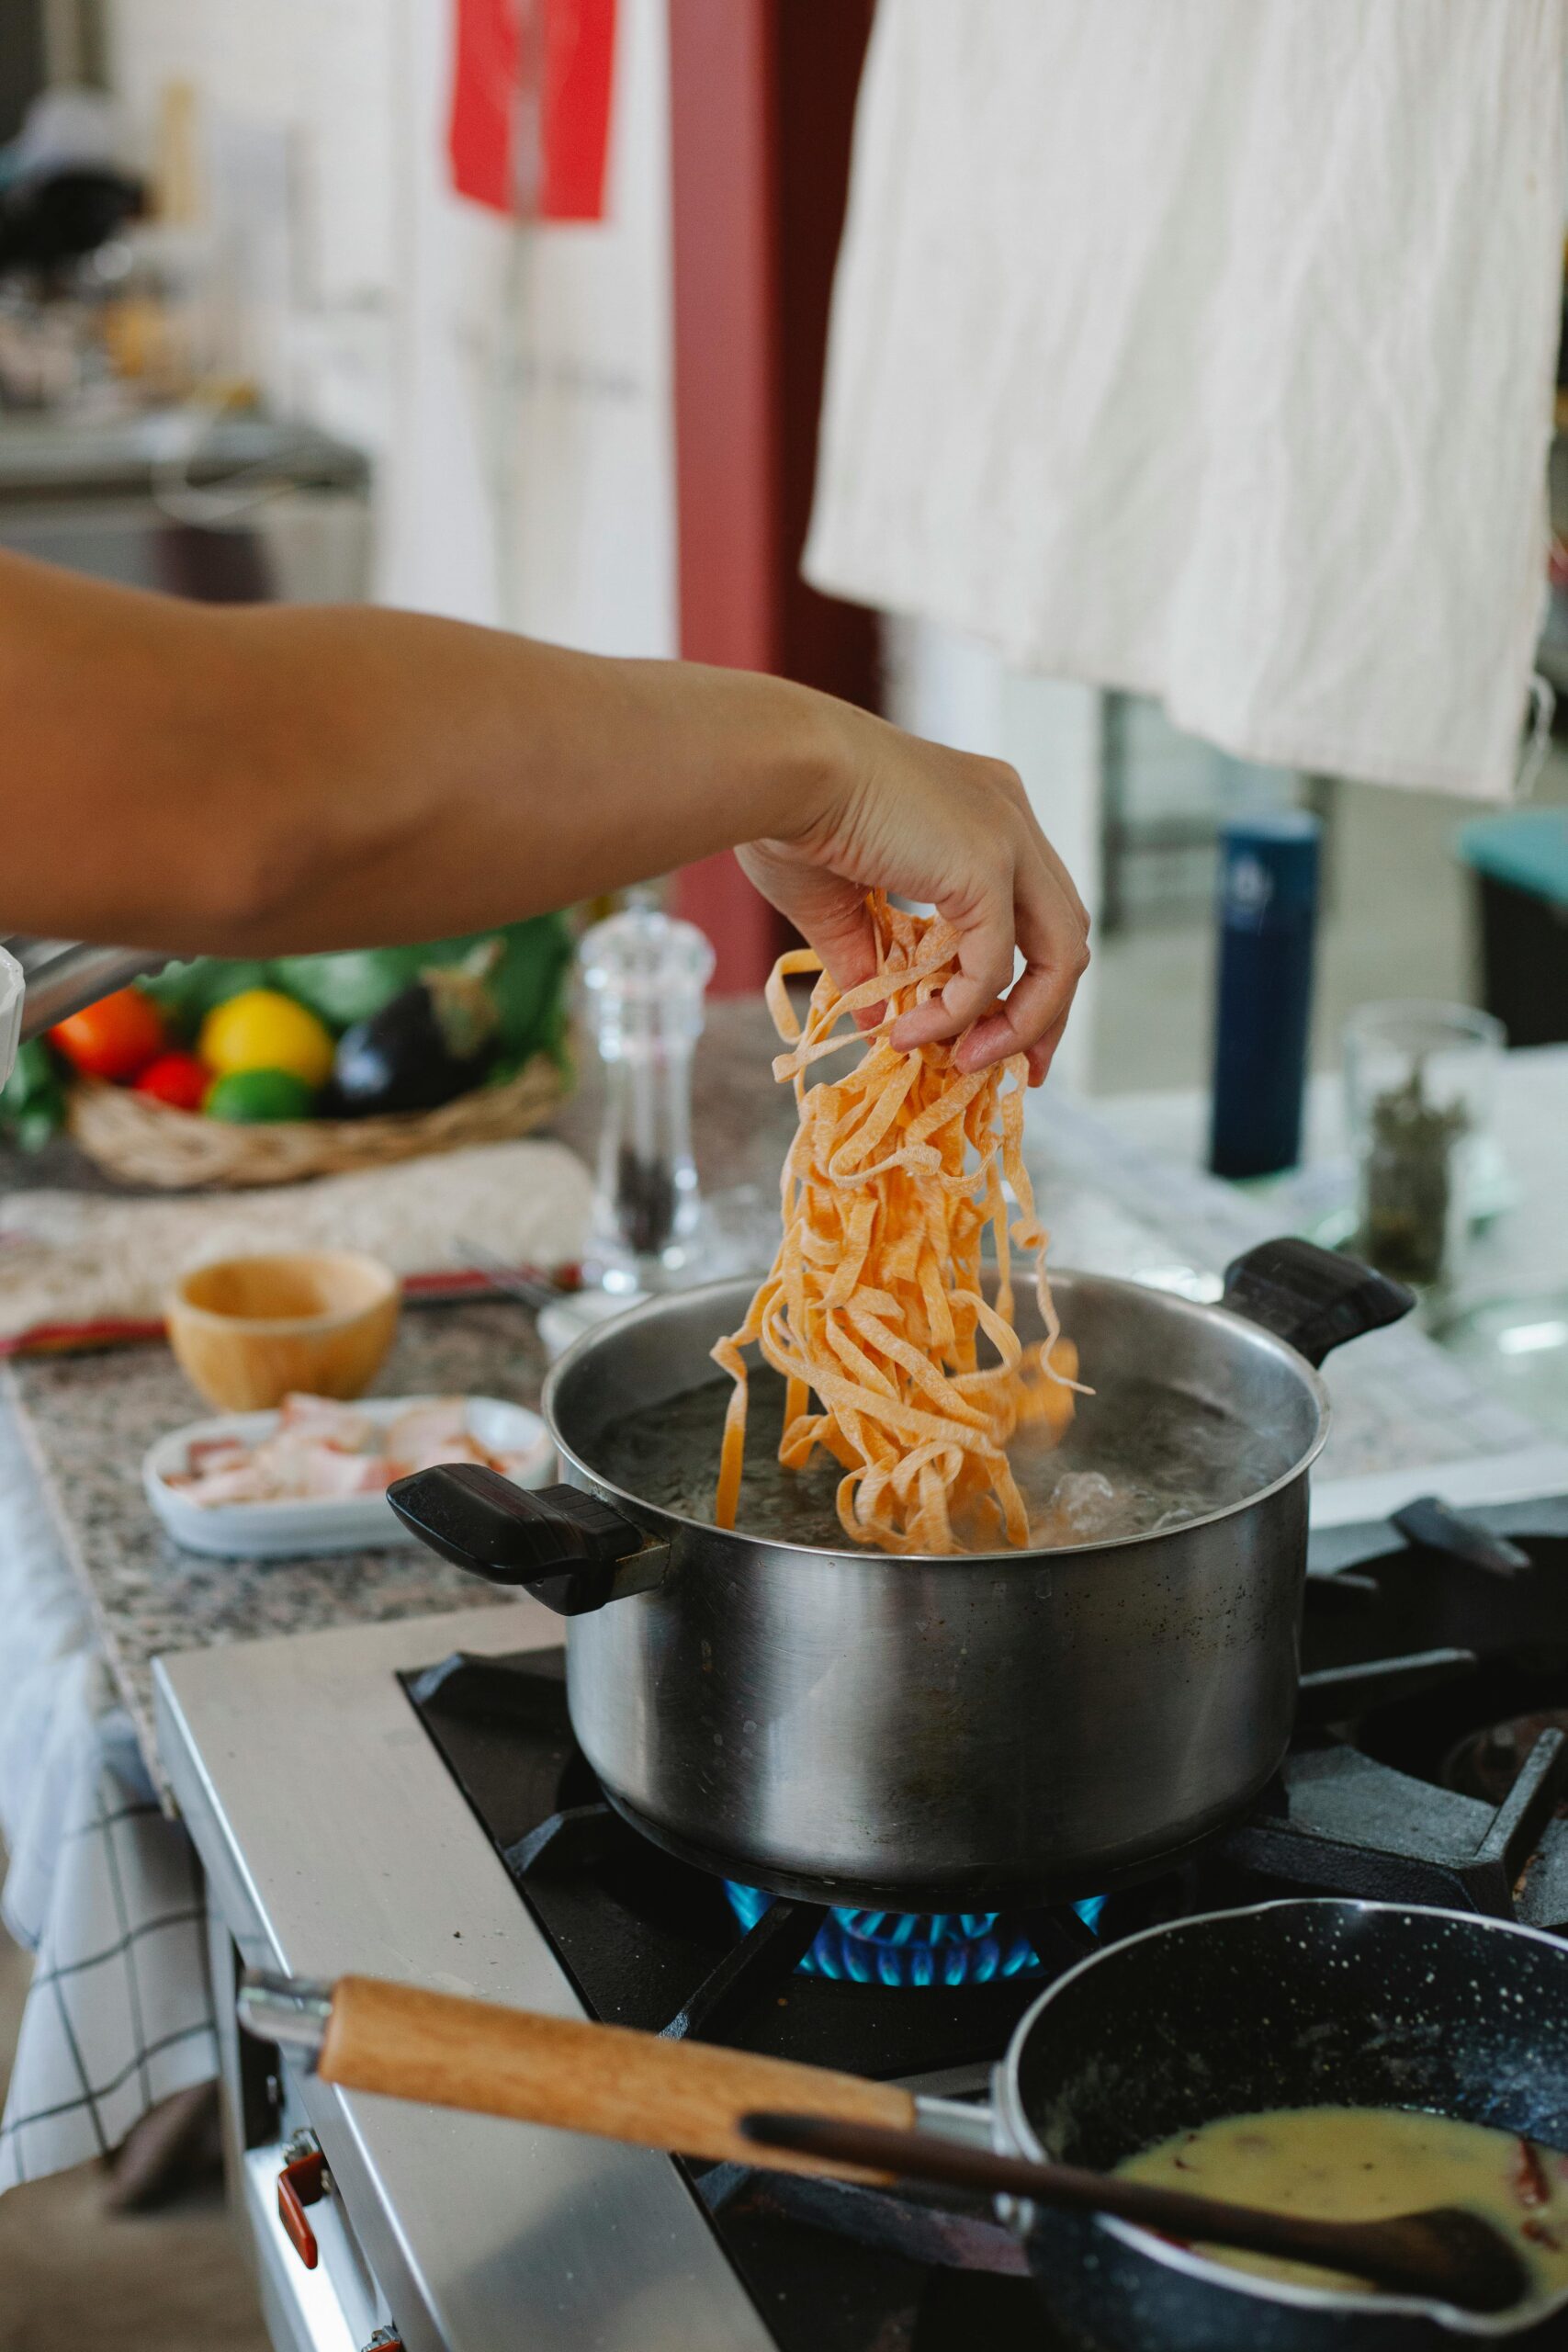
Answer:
[[277, 2146, 325, 2269]]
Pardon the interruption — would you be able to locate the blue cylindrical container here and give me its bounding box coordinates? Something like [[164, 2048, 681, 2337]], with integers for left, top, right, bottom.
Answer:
[[1208, 810, 1320, 1180]]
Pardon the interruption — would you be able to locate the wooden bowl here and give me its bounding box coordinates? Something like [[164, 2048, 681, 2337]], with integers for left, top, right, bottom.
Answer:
[[165, 1250, 400, 1411]]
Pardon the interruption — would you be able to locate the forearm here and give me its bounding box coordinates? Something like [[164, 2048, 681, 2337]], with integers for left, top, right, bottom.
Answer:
[[0, 553, 836, 953], [0, 550, 1091, 1077]]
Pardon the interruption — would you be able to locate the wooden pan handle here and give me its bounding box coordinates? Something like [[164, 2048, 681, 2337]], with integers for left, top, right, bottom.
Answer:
[[319, 1974, 916, 2180]]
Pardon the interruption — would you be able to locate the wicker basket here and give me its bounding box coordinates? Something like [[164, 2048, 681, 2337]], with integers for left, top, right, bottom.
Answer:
[[66, 1054, 570, 1190]]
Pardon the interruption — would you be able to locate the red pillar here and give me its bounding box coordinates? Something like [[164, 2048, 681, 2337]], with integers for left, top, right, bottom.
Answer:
[[666, 0, 878, 991]]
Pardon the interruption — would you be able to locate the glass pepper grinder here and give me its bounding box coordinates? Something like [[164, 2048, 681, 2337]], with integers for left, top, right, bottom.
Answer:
[[578, 897, 716, 1294]]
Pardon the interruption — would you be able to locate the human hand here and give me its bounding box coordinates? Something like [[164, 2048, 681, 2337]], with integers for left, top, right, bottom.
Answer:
[[739, 700, 1089, 1081]]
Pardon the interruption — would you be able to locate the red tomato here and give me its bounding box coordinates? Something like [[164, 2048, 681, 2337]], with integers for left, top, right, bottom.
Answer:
[[133, 1050, 211, 1113], [51, 989, 164, 1082]]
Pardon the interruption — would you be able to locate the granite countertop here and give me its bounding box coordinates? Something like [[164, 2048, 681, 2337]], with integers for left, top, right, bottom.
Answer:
[[9, 1303, 549, 1764], [1, 1001, 799, 1767], [2, 997, 1549, 1774]]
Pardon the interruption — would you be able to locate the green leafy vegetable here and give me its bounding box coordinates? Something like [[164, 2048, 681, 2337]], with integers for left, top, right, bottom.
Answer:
[[0, 1038, 67, 1150], [267, 948, 424, 1031], [274, 913, 572, 1057]]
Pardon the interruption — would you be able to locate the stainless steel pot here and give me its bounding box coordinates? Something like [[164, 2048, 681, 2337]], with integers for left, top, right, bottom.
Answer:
[[391, 1238, 1411, 1905]]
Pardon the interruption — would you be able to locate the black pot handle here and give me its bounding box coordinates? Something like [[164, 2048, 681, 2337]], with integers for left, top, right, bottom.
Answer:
[[387, 1464, 669, 1618], [1220, 1238, 1415, 1369]]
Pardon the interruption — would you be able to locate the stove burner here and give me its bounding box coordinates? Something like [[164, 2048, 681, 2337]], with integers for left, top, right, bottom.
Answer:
[[723, 1884, 1105, 1985], [386, 1498, 1568, 2352], [1445, 1713, 1568, 1813]]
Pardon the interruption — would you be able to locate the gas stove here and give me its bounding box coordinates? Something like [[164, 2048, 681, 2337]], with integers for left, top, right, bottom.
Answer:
[[155, 1491, 1568, 2352]]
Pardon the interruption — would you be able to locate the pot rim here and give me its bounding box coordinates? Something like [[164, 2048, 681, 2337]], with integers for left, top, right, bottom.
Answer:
[[994, 1895, 1568, 2337], [542, 1269, 1334, 1565]]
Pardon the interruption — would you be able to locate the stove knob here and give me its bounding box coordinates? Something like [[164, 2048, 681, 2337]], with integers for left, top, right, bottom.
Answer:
[[277, 2131, 327, 2270]]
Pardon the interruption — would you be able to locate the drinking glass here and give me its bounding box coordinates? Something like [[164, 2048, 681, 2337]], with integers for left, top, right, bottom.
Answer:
[[1342, 1001, 1505, 1295]]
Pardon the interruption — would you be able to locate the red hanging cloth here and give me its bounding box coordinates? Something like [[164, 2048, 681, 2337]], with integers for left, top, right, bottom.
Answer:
[[448, 0, 617, 222]]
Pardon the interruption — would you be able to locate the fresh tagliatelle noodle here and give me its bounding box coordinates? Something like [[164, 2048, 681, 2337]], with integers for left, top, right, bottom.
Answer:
[[713, 895, 1088, 1556]]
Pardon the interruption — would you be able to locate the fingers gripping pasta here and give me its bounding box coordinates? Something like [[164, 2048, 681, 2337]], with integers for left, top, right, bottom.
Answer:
[[713, 896, 1087, 1555]]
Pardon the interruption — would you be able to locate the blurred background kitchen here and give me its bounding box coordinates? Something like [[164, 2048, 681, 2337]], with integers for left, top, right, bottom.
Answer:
[[4, 4, 1568, 2347], [4, 0, 1567, 1061], [6, 0, 1565, 1087]]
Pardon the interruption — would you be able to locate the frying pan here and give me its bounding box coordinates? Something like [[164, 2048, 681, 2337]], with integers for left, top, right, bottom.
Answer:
[[241, 1900, 1568, 2350]]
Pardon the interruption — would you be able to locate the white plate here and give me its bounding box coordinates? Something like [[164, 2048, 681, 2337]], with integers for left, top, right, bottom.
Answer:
[[143, 1394, 554, 1560]]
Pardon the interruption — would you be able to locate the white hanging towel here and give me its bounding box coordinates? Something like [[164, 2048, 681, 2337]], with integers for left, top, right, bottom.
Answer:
[[806, 0, 1567, 798]]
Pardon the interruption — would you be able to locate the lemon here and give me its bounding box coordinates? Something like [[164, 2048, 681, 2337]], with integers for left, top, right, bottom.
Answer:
[[199, 989, 335, 1089]]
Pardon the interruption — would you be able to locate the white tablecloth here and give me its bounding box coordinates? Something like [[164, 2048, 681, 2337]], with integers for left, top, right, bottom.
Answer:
[[1028, 1083, 1551, 1483], [1086, 1046, 1568, 1317], [0, 1391, 215, 2196]]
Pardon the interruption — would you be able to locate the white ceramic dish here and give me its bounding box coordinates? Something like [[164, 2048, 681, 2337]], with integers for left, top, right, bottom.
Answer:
[[143, 1394, 553, 1560]]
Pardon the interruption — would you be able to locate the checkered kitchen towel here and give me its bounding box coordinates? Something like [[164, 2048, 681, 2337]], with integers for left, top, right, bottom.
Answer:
[[0, 1393, 217, 2195]]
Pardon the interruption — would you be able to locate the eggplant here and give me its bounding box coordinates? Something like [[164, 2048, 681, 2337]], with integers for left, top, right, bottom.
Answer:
[[323, 947, 502, 1118]]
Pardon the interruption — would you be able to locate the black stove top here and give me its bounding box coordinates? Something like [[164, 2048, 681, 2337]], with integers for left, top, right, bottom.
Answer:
[[402, 1494, 1568, 2352]]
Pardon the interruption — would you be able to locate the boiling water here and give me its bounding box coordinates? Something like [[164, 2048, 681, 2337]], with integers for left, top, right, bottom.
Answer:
[[595, 1364, 1282, 1554]]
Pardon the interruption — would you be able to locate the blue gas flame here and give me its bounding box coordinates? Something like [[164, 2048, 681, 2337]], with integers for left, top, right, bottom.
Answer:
[[724, 1885, 1104, 1985]]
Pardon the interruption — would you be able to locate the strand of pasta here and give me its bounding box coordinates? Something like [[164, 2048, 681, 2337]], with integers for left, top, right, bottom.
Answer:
[[713, 894, 1087, 1555]]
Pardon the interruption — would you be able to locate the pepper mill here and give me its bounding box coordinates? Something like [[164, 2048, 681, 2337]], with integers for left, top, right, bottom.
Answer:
[[578, 899, 716, 1294]]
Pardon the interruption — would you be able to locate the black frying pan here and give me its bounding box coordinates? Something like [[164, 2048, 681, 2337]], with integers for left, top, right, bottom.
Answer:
[[241, 1901, 1568, 2349], [1000, 1901, 1568, 2349]]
